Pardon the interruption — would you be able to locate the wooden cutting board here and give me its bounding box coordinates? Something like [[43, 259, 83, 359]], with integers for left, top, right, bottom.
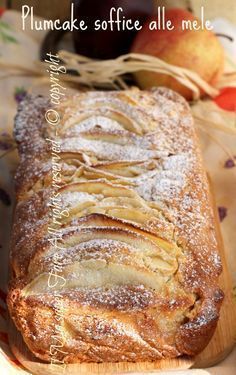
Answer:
[[8, 190, 236, 375]]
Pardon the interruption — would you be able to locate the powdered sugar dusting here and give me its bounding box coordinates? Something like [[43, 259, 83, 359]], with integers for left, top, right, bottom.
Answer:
[[10, 88, 222, 363], [61, 191, 102, 207]]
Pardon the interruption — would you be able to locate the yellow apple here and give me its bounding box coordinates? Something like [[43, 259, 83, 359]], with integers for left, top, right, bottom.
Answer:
[[131, 8, 224, 100]]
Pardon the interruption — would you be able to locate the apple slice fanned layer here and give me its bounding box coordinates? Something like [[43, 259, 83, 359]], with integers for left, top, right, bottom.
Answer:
[[8, 89, 222, 363], [12, 91, 187, 289]]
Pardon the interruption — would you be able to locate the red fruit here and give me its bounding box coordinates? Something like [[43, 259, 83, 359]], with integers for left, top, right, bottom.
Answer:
[[132, 8, 224, 100], [214, 87, 236, 112]]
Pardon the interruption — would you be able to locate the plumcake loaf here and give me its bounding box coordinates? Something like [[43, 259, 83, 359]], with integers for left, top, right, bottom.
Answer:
[[8, 87, 223, 363]]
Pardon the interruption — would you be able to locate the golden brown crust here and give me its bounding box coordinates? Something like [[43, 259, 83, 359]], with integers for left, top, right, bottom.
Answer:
[[8, 87, 223, 363]]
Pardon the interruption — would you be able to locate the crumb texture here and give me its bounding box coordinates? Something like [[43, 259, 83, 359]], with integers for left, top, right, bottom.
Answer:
[[8, 88, 223, 363]]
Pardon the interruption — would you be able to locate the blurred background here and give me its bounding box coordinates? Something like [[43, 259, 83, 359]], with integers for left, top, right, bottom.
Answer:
[[0, 0, 235, 373], [0, 0, 235, 23]]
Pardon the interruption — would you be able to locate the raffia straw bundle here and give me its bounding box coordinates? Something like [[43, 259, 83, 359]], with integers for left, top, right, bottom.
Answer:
[[52, 51, 236, 135], [1, 50, 235, 136], [56, 51, 218, 101], [193, 55, 236, 135], [216, 56, 236, 89]]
